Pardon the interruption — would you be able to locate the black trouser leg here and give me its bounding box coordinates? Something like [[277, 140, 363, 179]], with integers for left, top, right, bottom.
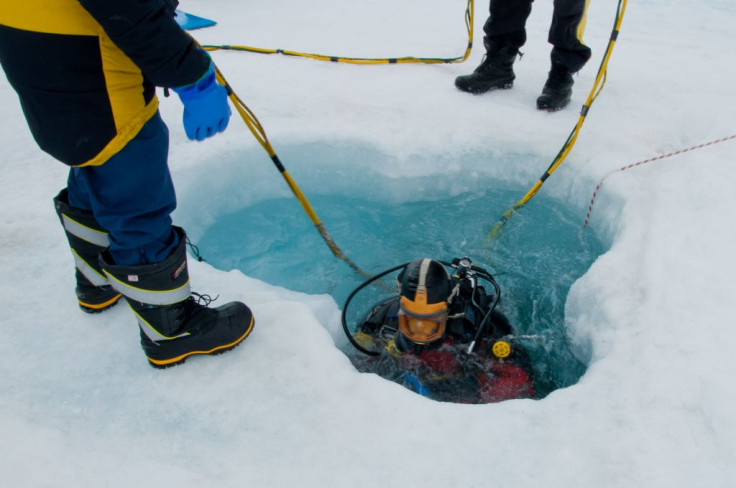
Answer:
[[549, 0, 592, 72], [483, 0, 534, 49]]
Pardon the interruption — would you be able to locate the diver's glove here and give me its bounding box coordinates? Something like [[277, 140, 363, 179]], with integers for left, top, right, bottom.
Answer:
[[173, 62, 231, 141]]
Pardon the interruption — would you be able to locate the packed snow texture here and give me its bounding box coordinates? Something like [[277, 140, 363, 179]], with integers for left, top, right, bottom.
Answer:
[[1, 1, 735, 487]]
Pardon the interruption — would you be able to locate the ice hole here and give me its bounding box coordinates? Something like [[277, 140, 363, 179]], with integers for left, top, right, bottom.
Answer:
[[185, 142, 609, 401]]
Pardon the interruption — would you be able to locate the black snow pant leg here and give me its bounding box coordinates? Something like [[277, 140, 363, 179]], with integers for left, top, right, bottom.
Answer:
[[549, 0, 592, 72], [483, 0, 534, 49]]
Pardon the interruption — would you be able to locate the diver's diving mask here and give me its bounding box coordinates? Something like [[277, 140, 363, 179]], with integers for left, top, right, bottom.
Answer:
[[398, 291, 448, 345]]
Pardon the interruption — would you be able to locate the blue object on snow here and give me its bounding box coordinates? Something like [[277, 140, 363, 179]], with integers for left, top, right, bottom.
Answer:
[[174, 10, 217, 30]]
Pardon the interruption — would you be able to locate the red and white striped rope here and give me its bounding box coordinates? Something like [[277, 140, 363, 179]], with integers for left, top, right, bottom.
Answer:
[[583, 134, 736, 227]]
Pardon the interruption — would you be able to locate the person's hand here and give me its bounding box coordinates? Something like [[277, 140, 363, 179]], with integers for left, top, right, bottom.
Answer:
[[173, 62, 231, 141]]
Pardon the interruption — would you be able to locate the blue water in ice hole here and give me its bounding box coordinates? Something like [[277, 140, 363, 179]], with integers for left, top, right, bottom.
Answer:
[[195, 147, 607, 398]]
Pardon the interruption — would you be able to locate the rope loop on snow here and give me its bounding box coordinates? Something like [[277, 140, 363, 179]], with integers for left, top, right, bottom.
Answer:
[[201, 0, 474, 65], [583, 134, 736, 227]]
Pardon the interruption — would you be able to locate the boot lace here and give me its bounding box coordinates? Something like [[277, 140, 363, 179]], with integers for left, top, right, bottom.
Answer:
[[475, 49, 522, 73], [176, 292, 219, 329], [191, 292, 218, 307], [185, 237, 206, 262]]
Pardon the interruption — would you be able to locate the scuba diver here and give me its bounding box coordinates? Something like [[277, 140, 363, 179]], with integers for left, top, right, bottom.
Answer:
[[344, 257, 536, 404]]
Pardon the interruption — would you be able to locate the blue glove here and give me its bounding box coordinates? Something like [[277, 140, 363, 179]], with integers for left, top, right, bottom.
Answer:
[[172, 62, 231, 141]]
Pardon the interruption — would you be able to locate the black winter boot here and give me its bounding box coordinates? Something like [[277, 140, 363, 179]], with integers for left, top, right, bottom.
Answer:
[[455, 39, 519, 94], [100, 227, 254, 369], [536, 63, 574, 111], [53, 189, 122, 313]]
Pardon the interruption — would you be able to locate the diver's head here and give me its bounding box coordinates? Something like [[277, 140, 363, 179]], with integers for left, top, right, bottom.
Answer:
[[398, 258, 450, 345]]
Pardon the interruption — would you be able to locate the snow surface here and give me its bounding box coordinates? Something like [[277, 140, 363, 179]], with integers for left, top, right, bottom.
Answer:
[[2, 0, 735, 486]]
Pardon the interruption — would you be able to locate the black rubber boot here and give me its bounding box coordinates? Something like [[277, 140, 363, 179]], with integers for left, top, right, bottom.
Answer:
[[53, 189, 122, 313], [536, 63, 574, 111], [73, 269, 122, 314], [455, 39, 519, 94], [100, 227, 254, 369]]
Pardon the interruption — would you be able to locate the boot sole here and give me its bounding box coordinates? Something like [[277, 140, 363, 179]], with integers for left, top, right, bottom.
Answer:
[[537, 95, 572, 112], [536, 101, 570, 112], [79, 293, 123, 314], [456, 82, 513, 95], [146, 314, 255, 369]]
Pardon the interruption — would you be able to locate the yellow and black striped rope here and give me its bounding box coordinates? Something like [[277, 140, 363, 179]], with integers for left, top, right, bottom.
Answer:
[[203, 0, 474, 65], [487, 0, 628, 241], [190, 1, 475, 277], [209, 62, 372, 278]]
